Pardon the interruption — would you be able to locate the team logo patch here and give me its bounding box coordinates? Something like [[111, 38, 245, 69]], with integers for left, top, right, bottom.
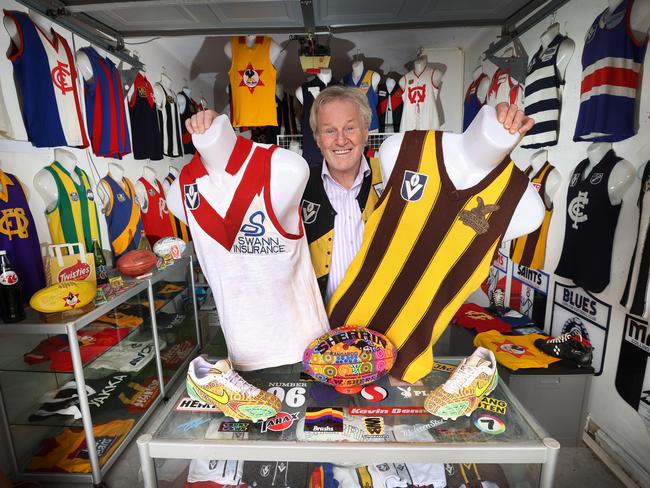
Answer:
[[570, 173, 580, 187], [148, 188, 155, 196], [240, 211, 266, 237], [238, 62, 265, 94], [70, 191, 79, 202], [137, 86, 148, 98], [116, 193, 126, 203], [568, 191, 589, 230], [360, 82, 369, 89], [494, 340, 534, 357], [0, 208, 29, 239], [589, 173, 604, 185], [400, 170, 428, 201], [86, 189, 94, 201], [407, 85, 426, 103], [459, 197, 500, 234], [184, 183, 200, 210], [301, 200, 320, 224], [562, 317, 591, 342], [51, 61, 73, 94]]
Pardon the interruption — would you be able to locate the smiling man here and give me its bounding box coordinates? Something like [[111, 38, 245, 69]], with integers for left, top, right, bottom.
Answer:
[[301, 86, 383, 305]]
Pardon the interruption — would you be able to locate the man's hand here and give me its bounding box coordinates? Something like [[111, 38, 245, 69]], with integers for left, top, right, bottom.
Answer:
[[186, 109, 219, 135], [496, 102, 535, 135]]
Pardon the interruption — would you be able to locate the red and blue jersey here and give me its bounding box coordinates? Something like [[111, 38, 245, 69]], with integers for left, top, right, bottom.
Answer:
[[80, 46, 131, 158], [574, 0, 648, 142], [3, 10, 88, 148]]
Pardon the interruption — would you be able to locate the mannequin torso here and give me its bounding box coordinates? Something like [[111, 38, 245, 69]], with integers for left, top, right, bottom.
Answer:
[[154, 73, 173, 108], [379, 105, 544, 241], [135, 165, 157, 209], [610, 0, 650, 38], [224, 34, 281, 64], [167, 115, 308, 235], [541, 22, 575, 93], [3, 10, 52, 45], [585, 142, 635, 204], [97, 163, 125, 208], [398, 56, 443, 90], [33, 149, 79, 211], [295, 69, 333, 104], [350, 60, 381, 91]]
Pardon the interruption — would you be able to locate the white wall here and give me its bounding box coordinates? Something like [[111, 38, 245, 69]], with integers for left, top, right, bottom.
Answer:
[[0, 0, 213, 260], [464, 0, 650, 484]]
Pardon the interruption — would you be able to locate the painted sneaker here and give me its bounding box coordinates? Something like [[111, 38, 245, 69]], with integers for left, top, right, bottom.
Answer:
[[424, 347, 499, 421], [186, 356, 280, 422]]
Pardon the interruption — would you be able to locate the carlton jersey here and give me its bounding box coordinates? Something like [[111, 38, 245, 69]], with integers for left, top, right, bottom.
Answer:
[[28, 419, 134, 473], [300, 77, 340, 166], [509, 162, 555, 269], [401, 66, 442, 131], [228, 36, 278, 127], [128, 73, 163, 160], [327, 130, 529, 383], [164, 172, 191, 242], [138, 177, 174, 246], [621, 163, 650, 319], [343, 69, 379, 130], [3, 10, 88, 148], [474, 330, 561, 370], [178, 137, 329, 370], [463, 73, 488, 130], [44, 161, 102, 253], [80, 46, 131, 158], [555, 150, 622, 293], [486, 67, 524, 107], [521, 35, 565, 149], [156, 83, 183, 157], [377, 82, 404, 133], [574, 0, 648, 142], [0, 169, 45, 300], [100, 173, 143, 257]]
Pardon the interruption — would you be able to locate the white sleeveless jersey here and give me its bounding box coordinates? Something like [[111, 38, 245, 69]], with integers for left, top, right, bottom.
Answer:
[[401, 66, 442, 131], [179, 137, 329, 370]]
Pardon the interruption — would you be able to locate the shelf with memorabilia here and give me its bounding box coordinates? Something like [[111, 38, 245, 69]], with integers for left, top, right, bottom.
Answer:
[[0, 256, 201, 486]]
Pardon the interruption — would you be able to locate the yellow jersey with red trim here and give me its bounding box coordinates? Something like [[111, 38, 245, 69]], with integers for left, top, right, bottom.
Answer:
[[474, 330, 561, 370]]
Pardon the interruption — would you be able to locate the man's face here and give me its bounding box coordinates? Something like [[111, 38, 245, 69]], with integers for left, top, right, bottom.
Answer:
[[315, 99, 368, 178]]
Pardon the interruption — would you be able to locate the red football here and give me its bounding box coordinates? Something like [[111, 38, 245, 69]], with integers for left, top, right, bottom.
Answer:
[[116, 250, 158, 277]]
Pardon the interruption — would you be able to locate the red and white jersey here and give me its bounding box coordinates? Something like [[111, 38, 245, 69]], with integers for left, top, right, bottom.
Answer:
[[401, 66, 442, 131], [178, 137, 329, 370], [138, 177, 174, 246], [487, 68, 524, 107]]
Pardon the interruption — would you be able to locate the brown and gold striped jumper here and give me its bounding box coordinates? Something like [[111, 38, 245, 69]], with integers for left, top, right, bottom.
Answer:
[[327, 130, 529, 383]]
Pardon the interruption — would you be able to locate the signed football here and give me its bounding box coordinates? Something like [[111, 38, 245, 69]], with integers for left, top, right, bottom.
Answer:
[[116, 250, 158, 277], [30, 280, 97, 313], [303, 325, 397, 394], [153, 236, 186, 259]]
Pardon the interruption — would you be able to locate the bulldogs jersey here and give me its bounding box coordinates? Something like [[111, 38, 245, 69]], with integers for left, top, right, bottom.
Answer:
[[555, 150, 623, 293], [521, 35, 566, 148], [178, 137, 329, 370], [343, 69, 379, 130], [156, 83, 183, 157], [164, 172, 191, 242], [44, 161, 102, 253], [328, 130, 529, 383], [138, 177, 174, 245], [128, 73, 163, 160], [621, 163, 650, 319], [4, 11, 88, 148], [80, 46, 131, 158], [463, 73, 488, 130], [228, 36, 278, 128], [0, 169, 45, 300], [100, 173, 143, 257], [574, 0, 648, 142], [487, 67, 524, 107], [509, 162, 555, 269], [401, 66, 442, 131]]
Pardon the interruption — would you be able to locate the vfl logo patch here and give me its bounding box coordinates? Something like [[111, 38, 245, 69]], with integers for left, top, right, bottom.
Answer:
[[589, 173, 604, 185], [373, 182, 384, 198], [459, 197, 500, 234], [86, 189, 94, 201], [116, 193, 126, 203], [240, 211, 266, 237], [568, 191, 589, 230], [301, 200, 320, 224], [70, 191, 79, 202], [570, 173, 580, 187], [540, 45, 559, 62], [148, 188, 155, 196], [601, 9, 626, 30], [184, 184, 200, 210], [400, 171, 428, 201]]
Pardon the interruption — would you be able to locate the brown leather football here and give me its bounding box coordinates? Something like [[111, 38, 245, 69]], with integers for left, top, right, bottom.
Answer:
[[116, 250, 158, 277]]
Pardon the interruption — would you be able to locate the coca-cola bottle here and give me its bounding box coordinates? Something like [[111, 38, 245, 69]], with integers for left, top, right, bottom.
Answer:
[[0, 250, 25, 323], [92, 239, 108, 286]]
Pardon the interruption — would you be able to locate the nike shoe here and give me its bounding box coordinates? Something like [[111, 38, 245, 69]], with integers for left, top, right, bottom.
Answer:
[[424, 347, 499, 421], [534, 331, 593, 367], [186, 356, 280, 422]]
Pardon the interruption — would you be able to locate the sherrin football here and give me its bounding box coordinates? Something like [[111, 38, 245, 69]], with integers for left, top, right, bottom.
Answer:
[[303, 325, 397, 394], [153, 237, 186, 259], [116, 250, 158, 277], [30, 280, 97, 313]]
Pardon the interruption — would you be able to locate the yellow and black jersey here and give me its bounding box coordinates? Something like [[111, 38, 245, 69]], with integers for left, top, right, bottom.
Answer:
[[328, 130, 529, 384]]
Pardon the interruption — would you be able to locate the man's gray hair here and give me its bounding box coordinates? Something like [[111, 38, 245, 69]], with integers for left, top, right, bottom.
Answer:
[[309, 85, 372, 134]]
